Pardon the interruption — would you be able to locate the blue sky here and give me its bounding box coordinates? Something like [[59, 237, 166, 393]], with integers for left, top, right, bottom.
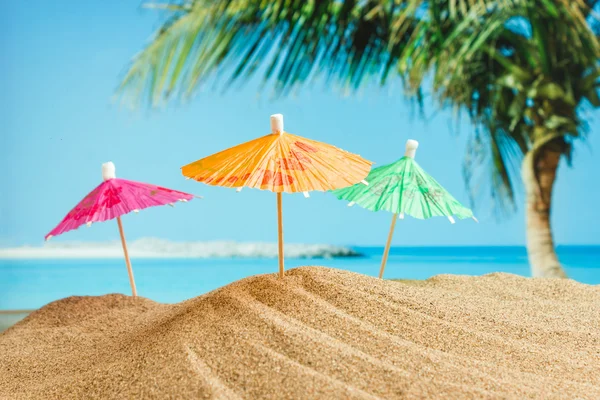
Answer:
[[1, 1, 599, 247]]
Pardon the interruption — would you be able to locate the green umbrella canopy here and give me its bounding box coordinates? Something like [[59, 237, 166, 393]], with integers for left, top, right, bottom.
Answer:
[[333, 140, 475, 223]]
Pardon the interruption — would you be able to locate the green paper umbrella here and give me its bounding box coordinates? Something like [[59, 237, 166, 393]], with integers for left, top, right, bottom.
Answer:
[[333, 139, 477, 278]]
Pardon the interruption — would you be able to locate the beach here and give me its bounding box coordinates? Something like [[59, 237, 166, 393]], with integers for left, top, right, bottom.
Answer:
[[1, 266, 598, 399]]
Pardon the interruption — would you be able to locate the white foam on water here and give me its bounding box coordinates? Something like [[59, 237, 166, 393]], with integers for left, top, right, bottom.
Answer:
[[0, 238, 361, 259]]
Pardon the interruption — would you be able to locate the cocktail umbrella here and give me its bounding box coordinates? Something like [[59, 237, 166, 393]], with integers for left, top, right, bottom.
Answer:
[[45, 162, 196, 296], [181, 113, 372, 278], [333, 139, 476, 279]]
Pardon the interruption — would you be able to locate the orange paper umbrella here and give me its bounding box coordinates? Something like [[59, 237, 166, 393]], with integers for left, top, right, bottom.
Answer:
[[182, 114, 372, 277]]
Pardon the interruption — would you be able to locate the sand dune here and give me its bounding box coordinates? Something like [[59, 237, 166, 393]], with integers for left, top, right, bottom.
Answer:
[[1, 267, 599, 399]]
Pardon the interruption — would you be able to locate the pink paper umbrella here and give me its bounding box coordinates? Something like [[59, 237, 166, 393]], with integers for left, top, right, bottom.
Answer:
[[45, 162, 197, 297]]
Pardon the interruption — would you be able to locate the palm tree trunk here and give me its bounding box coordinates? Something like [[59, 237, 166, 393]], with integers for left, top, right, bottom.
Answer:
[[522, 147, 567, 278]]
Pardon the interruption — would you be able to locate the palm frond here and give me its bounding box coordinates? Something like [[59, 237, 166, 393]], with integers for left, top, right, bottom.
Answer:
[[117, 0, 600, 216], [118, 0, 405, 107]]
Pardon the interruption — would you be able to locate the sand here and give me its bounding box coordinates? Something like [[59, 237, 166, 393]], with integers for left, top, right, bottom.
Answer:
[[1, 267, 599, 399]]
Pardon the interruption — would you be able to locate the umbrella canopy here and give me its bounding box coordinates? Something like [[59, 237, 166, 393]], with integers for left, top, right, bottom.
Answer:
[[181, 115, 371, 194], [333, 140, 474, 222], [45, 162, 196, 296], [333, 140, 476, 278], [182, 114, 372, 277], [46, 164, 195, 240]]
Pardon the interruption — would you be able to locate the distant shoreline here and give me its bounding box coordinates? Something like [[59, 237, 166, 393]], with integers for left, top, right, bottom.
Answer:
[[0, 311, 32, 332], [0, 238, 363, 259], [0, 309, 35, 314]]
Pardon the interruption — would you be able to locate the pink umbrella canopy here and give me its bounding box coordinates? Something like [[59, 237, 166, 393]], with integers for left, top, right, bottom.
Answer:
[[45, 162, 197, 297], [45, 162, 195, 240]]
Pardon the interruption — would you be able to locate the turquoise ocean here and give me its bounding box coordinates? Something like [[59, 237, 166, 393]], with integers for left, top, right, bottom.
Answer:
[[1, 245, 598, 311]]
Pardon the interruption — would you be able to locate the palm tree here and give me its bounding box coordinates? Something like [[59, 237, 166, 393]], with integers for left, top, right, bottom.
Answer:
[[118, 0, 600, 278]]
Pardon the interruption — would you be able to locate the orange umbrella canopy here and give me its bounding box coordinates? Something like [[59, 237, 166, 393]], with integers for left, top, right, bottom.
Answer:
[[181, 115, 372, 193]]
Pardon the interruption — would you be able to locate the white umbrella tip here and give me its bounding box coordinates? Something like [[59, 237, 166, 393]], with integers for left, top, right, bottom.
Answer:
[[270, 113, 284, 134], [102, 162, 116, 180], [405, 139, 419, 158]]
